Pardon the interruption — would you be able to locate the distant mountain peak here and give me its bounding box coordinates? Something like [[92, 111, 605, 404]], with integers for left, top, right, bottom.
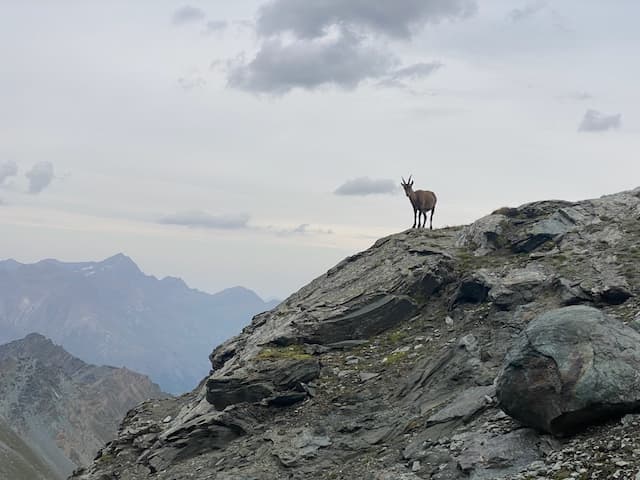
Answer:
[[7, 332, 55, 349], [100, 253, 141, 273], [103, 252, 134, 264], [0, 258, 22, 271], [213, 285, 263, 302], [222, 285, 255, 294], [0, 333, 80, 372], [22, 332, 51, 344], [160, 275, 188, 289]]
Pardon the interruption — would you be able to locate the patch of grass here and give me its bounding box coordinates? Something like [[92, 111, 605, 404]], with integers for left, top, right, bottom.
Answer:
[[256, 345, 312, 361], [384, 350, 408, 365], [454, 250, 488, 275], [386, 330, 408, 344], [97, 454, 114, 464]]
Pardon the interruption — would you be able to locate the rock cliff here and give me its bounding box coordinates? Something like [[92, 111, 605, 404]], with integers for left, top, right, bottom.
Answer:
[[73, 187, 640, 480]]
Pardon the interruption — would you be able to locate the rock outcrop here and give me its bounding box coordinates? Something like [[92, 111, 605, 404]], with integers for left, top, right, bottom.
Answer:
[[73, 187, 640, 480]]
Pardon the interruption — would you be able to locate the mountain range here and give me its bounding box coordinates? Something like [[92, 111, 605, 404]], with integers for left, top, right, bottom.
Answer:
[[0, 333, 163, 479], [0, 254, 279, 393]]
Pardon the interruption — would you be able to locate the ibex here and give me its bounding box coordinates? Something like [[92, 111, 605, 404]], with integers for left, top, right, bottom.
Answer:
[[401, 175, 437, 230]]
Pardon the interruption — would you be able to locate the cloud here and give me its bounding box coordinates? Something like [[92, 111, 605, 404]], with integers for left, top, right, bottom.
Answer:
[[172, 5, 206, 25], [390, 62, 443, 81], [563, 91, 593, 101], [25, 161, 54, 194], [265, 223, 334, 236], [159, 210, 250, 229], [334, 177, 399, 196], [0, 161, 18, 185], [228, 32, 397, 94], [204, 20, 228, 33], [289, 224, 333, 235], [257, 0, 477, 39], [578, 109, 621, 133], [178, 75, 206, 91], [380, 61, 443, 88], [509, 1, 547, 22], [226, 1, 458, 95]]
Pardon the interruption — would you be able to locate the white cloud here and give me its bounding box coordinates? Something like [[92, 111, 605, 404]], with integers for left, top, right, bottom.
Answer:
[[0, 161, 18, 185], [578, 110, 621, 132], [204, 20, 228, 34], [334, 177, 399, 196], [226, 0, 468, 94], [158, 211, 250, 229], [228, 32, 396, 94], [257, 0, 477, 39], [172, 5, 206, 25], [509, 1, 548, 22], [178, 75, 206, 91], [25, 162, 55, 194]]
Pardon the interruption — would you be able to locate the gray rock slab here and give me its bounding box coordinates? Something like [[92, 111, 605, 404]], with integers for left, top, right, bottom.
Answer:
[[497, 305, 640, 435]]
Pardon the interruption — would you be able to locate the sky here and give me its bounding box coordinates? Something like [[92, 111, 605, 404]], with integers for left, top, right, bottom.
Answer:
[[1, 0, 639, 300]]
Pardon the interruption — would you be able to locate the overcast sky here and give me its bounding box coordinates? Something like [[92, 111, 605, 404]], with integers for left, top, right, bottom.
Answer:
[[1, 0, 639, 299]]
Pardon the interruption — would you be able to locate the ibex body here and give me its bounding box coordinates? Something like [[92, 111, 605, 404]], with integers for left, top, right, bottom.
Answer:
[[401, 176, 437, 229]]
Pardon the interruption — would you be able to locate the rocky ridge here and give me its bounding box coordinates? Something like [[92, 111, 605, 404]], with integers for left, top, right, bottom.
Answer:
[[0, 333, 165, 479], [73, 187, 640, 480]]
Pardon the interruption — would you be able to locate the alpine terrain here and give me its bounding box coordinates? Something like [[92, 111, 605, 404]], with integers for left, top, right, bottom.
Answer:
[[73, 187, 640, 480]]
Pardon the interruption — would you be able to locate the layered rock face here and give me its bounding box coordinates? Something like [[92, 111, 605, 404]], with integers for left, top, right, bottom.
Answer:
[[0, 333, 165, 479], [73, 188, 640, 480]]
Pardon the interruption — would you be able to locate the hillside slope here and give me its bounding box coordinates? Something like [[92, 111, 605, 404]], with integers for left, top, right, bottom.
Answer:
[[0, 333, 164, 479], [0, 419, 58, 480], [0, 254, 278, 393], [73, 187, 640, 480]]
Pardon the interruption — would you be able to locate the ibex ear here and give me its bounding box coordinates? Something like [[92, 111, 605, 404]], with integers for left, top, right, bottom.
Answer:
[[401, 177, 406, 184]]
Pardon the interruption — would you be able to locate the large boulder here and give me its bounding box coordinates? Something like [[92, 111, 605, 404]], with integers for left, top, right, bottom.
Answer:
[[496, 306, 640, 435]]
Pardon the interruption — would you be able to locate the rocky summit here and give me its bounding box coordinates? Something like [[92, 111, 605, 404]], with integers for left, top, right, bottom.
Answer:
[[73, 187, 640, 480]]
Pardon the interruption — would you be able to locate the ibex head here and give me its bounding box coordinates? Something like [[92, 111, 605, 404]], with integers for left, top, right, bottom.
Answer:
[[401, 175, 414, 197]]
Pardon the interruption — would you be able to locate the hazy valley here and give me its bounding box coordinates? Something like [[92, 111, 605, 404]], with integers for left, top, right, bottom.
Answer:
[[0, 254, 279, 394]]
